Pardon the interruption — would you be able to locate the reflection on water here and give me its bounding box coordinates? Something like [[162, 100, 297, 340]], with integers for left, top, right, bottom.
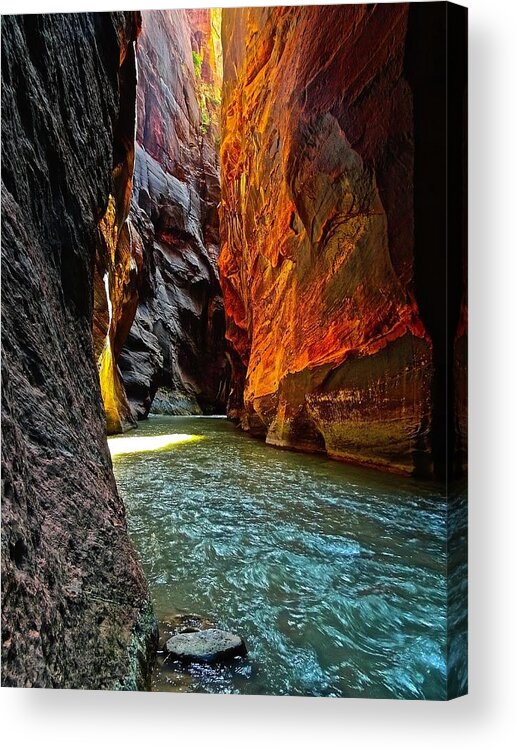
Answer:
[[110, 416, 465, 699]]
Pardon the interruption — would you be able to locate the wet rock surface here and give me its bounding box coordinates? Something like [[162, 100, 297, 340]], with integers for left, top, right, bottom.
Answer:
[[120, 9, 229, 421], [1, 11, 156, 689], [219, 4, 467, 477], [165, 629, 247, 664]]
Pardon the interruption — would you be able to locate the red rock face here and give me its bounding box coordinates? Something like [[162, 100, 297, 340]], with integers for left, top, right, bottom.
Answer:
[[119, 9, 229, 419], [219, 4, 467, 477]]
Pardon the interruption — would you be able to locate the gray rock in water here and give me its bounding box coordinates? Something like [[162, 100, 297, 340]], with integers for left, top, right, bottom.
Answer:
[[164, 629, 247, 664]]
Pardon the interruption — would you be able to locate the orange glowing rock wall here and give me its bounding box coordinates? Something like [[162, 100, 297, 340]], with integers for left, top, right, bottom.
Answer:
[[219, 4, 467, 476]]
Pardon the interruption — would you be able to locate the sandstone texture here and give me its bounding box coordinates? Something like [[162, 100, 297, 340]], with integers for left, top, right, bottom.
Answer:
[[219, 4, 468, 477], [1, 12, 157, 688], [119, 9, 229, 420]]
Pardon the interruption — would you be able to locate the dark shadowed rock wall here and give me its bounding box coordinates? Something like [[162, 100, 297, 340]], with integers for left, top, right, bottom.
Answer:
[[1, 11, 156, 689], [91, 11, 142, 435], [219, 3, 467, 477], [119, 9, 229, 419]]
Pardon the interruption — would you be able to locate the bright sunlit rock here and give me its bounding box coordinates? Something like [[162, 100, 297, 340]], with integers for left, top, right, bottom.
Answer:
[[108, 433, 204, 456]]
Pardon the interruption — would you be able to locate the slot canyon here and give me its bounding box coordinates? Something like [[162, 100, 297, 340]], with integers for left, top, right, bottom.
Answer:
[[1, 5, 467, 696]]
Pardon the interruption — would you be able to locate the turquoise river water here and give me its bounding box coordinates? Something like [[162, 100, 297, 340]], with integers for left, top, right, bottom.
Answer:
[[109, 415, 456, 699]]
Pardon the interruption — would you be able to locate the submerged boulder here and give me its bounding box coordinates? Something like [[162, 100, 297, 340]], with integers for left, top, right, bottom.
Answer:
[[164, 628, 247, 664]]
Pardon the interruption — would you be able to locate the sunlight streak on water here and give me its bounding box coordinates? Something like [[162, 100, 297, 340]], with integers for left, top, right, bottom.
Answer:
[[108, 433, 204, 456]]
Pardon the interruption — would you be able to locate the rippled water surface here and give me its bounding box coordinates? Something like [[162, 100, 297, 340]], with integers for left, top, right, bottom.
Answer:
[[110, 415, 450, 698]]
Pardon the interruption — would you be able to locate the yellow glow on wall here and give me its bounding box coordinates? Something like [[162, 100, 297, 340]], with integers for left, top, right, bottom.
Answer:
[[97, 193, 124, 432], [209, 8, 223, 92], [98, 343, 120, 432], [108, 433, 205, 456]]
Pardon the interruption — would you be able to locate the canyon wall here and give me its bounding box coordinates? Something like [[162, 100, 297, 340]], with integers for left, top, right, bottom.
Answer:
[[119, 9, 229, 420], [1, 12, 156, 688], [91, 13, 141, 435], [219, 3, 467, 477]]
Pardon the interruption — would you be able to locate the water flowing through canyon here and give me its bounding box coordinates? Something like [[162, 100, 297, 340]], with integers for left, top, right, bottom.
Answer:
[[110, 416, 451, 699], [1, 5, 467, 695]]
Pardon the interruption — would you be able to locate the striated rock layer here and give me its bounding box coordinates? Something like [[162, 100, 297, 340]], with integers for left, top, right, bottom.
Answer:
[[1, 12, 156, 688], [119, 9, 229, 420], [219, 3, 468, 477]]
